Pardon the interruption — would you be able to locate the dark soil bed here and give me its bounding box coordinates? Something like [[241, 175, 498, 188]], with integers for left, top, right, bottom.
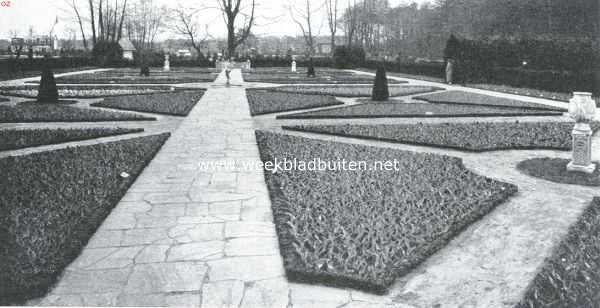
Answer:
[[265, 85, 440, 97], [92, 90, 205, 116], [0, 104, 155, 123], [277, 102, 564, 119], [415, 90, 566, 111], [0, 133, 170, 304], [517, 197, 600, 308], [246, 89, 344, 116], [0, 127, 143, 151], [256, 131, 518, 293], [517, 157, 600, 186], [283, 122, 600, 152]]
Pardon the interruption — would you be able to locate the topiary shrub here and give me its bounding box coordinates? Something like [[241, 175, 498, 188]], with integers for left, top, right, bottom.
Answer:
[[92, 41, 123, 67], [372, 63, 389, 101], [36, 64, 58, 103], [333, 45, 366, 69], [307, 58, 316, 77], [139, 66, 150, 77]]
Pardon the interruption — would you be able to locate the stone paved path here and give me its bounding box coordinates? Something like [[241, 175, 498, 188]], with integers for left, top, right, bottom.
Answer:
[[25, 68, 600, 307]]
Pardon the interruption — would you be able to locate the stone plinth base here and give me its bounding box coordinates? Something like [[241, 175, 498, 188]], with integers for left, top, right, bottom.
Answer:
[[567, 161, 596, 174]]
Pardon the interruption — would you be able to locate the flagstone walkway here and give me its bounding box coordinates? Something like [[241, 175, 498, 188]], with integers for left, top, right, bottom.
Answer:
[[24, 68, 600, 307]]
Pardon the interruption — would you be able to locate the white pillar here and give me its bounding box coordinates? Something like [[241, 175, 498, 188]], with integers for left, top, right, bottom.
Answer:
[[291, 60, 297, 72]]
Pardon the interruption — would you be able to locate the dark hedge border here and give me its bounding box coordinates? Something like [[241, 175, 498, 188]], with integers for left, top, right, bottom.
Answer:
[[47, 74, 218, 84], [517, 158, 600, 186], [91, 90, 205, 116], [0, 127, 144, 151], [0, 104, 155, 123], [277, 102, 564, 119], [256, 130, 518, 293], [0, 85, 195, 99], [0, 97, 9, 102], [246, 89, 344, 116], [0, 133, 170, 304], [415, 90, 567, 112], [516, 197, 600, 308], [283, 122, 600, 152], [242, 76, 405, 84], [262, 85, 438, 98]]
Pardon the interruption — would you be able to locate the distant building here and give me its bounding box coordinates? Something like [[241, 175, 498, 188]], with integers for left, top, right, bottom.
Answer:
[[119, 38, 136, 60], [176, 49, 192, 58]]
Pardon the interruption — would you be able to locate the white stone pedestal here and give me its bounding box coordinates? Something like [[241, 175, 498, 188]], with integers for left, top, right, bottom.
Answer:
[[567, 123, 596, 173], [163, 54, 170, 72], [291, 60, 297, 72]]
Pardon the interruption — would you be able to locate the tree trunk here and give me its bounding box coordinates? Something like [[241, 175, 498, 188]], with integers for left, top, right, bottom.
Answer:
[[227, 19, 236, 58], [89, 0, 97, 45]]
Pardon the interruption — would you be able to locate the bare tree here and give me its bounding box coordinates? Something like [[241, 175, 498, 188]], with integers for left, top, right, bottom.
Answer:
[[325, 0, 339, 55], [217, 0, 256, 58], [126, 0, 164, 49], [64, 0, 89, 50], [171, 5, 211, 59], [342, 0, 358, 46], [288, 0, 322, 56]]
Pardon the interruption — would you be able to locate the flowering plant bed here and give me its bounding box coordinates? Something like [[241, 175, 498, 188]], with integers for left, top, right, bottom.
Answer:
[[0, 85, 184, 99], [0, 133, 170, 304], [517, 197, 600, 307], [243, 74, 404, 84], [265, 85, 437, 97], [51, 72, 218, 84], [246, 89, 344, 116], [256, 131, 517, 293], [0, 127, 144, 151], [0, 104, 155, 123], [277, 102, 564, 119], [415, 90, 566, 111], [283, 121, 600, 152], [92, 90, 206, 116]]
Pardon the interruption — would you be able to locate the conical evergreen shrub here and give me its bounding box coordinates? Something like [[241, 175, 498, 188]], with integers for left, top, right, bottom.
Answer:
[[307, 58, 316, 77], [37, 65, 59, 103], [371, 63, 389, 101]]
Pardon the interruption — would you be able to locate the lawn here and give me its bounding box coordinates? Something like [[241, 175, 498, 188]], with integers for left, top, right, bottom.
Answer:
[[517, 197, 600, 307], [242, 70, 404, 84], [283, 122, 600, 152], [0, 85, 181, 99], [517, 158, 600, 186], [415, 90, 566, 111], [92, 90, 206, 116], [0, 127, 144, 151], [0, 66, 97, 82], [246, 89, 344, 116], [0, 133, 170, 304], [264, 85, 439, 97], [256, 130, 517, 293], [0, 104, 155, 123], [277, 102, 564, 119]]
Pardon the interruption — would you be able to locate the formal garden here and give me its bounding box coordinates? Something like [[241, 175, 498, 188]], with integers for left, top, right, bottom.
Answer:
[[0, 36, 598, 308]]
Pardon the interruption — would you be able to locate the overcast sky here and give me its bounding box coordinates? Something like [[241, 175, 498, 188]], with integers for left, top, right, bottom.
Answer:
[[0, 0, 432, 40]]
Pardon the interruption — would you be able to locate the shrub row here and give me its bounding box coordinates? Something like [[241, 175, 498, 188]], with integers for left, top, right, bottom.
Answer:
[[0, 127, 144, 151], [255, 130, 517, 293], [0, 133, 170, 304], [0, 57, 94, 81], [284, 122, 600, 152]]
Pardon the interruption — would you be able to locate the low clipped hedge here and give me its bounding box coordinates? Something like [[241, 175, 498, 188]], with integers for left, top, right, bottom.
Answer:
[[415, 90, 566, 111], [277, 102, 564, 120], [517, 158, 600, 186], [246, 89, 344, 116], [242, 69, 403, 84], [283, 122, 600, 152], [517, 197, 600, 308], [0, 97, 8, 102], [53, 72, 218, 84], [0, 133, 170, 304], [0, 104, 155, 123], [0, 127, 143, 151], [265, 85, 440, 98], [256, 131, 517, 293], [92, 90, 206, 116], [0, 85, 183, 99]]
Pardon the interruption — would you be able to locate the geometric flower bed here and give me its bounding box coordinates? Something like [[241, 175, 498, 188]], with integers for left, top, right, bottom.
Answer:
[[277, 102, 564, 119], [92, 90, 206, 116], [0, 104, 155, 123], [415, 90, 567, 111], [0, 127, 144, 151], [516, 197, 600, 307], [0, 133, 170, 304], [256, 130, 518, 293], [283, 122, 600, 152], [242, 71, 404, 84], [52, 73, 218, 84], [0, 85, 180, 99], [246, 89, 344, 116], [517, 157, 600, 186], [264, 85, 439, 97]]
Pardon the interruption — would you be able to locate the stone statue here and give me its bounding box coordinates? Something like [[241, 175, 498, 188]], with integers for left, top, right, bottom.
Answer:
[[163, 54, 170, 72], [567, 92, 597, 173]]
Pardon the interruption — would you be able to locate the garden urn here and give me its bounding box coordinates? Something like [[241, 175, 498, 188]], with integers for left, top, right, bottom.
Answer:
[[567, 92, 597, 173]]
